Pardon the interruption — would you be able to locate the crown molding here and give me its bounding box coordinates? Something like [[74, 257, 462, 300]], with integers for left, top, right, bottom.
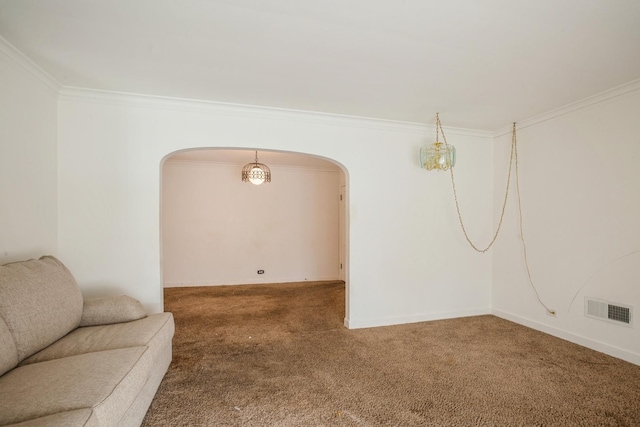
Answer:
[[493, 78, 640, 138], [0, 35, 61, 94], [3, 33, 637, 140], [59, 86, 492, 140]]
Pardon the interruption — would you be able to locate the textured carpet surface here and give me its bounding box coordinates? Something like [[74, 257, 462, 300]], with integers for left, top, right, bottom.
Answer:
[[142, 281, 640, 426]]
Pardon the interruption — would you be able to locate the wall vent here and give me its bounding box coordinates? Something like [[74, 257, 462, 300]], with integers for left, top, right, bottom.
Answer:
[[585, 298, 632, 327]]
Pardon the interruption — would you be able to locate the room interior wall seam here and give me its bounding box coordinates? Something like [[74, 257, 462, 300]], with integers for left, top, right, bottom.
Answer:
[[1, 35, 62, 263], [493, 309, 640, 366], [164, 277, 344, 288], [347, 308, 493, 330], [58, 86, 493, 139], [3, 35, 638, 150], [493, 77, 640, 137], [489, 88, 640, 366], [0, 35, 60, 95], [1, 36, 60, 264]]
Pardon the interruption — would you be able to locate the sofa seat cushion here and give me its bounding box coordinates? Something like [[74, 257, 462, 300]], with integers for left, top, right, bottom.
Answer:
[[20, 313, 174, 366], [0, 256, 83, 364], [0, 347, 152, 426], [3, 409, 97, 427]]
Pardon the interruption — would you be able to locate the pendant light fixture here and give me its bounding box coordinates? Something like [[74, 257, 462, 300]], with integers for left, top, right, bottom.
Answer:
[[420, 116, 555, 315], [420, 113, 456, 171], [242, 150, 271, 185]]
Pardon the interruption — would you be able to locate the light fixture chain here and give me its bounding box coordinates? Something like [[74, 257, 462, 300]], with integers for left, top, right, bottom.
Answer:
[[439, 120, 554, 314], [513, 127, 555, 314], [440, 122, 517, 253]]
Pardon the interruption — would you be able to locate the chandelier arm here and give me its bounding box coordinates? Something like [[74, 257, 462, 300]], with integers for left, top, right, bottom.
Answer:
[[440, 121, 516, 253]]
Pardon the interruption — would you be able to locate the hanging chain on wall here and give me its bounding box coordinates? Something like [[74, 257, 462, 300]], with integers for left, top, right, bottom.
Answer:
[[440, 121, 555, 314], [439, 121, 517, 253]]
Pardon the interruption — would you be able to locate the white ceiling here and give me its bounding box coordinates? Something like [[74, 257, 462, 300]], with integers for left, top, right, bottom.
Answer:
[[1, 0, 640, 131]]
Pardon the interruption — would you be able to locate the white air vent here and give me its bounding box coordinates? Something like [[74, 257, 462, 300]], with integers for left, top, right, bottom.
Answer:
[[585, 297, 632, 327]]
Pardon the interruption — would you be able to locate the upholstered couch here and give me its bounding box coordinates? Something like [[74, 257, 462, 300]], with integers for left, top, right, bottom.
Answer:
[[0, 256, 174, 426]]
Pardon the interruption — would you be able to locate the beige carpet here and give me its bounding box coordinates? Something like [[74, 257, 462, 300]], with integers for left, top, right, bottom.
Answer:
[[142, 281, 640, 426]]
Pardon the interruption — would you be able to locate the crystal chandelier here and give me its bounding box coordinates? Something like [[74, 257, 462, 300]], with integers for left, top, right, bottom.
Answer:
[[241, 151, 271, 185], [420, 113, 456, 171]]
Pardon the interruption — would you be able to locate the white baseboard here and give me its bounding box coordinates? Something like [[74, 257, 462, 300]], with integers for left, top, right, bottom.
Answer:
[[344, 308, 491, 330], [164, 276, 342, 288], [493, 308, 640, 366]]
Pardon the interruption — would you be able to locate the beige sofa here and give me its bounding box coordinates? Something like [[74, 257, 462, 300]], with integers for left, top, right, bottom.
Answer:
[[0, 256, 174, 426]]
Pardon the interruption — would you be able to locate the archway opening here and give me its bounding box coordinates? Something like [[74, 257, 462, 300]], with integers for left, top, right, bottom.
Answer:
[[160, 148, 349, 323]]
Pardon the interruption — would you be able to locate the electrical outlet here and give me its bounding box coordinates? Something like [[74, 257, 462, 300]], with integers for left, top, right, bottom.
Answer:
[[257, 270, 264, 274]]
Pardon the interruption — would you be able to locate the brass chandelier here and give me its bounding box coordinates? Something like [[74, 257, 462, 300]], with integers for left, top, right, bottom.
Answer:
[[241, 151, 271, 185], [420, 113, 456, 171], [421, 113, 516, 253], [419, 115, 555, 315]]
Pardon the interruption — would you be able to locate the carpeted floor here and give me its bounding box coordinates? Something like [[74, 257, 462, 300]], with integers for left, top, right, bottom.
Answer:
[[142, 281, 640, 426]]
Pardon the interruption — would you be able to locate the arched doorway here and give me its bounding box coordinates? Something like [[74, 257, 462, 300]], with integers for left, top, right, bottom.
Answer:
[[160, 148, 349, 322]]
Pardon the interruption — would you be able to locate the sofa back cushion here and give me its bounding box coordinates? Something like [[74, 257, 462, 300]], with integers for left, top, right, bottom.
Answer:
[[0, 256, 84, 364]]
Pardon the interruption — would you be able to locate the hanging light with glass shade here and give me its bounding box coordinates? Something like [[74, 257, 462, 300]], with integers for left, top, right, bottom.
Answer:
[[420, 113, 456, 171], [418, 115, 554, 315], [242, 150, 271, 185]]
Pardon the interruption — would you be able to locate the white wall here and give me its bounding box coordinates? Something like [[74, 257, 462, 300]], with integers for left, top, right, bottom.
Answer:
[[0, 38, 58, 264], [4, 37, 639, 363], [492, 85, 640, 364], [162, 158, 341, 286], [57, 89, 494, 325]]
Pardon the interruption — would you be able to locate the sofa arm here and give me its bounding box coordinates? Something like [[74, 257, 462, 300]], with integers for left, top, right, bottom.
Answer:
[[80, 295, 147, 327]]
